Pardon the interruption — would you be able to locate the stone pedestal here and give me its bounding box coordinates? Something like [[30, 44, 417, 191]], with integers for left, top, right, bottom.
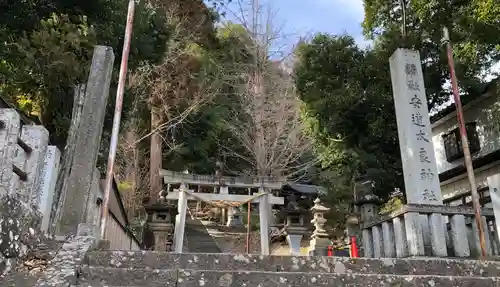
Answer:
[[144, 202, 177, 251], [309, 237, 330, 256], [227, 206, 244, 227], [284, 208, 308, 256], [286, 234, 303, 255]]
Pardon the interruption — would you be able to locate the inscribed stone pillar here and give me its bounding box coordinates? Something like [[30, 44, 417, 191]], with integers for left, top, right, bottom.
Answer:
[[389, 48, 443, 205], [55, 46, 114, 236], [390, 49, 444, 255], [38, 146, 61, 233], [0, 109, 21, 196]]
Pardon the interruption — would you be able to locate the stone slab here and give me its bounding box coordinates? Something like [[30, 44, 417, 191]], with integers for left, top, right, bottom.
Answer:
[[38, 146, 61, 233], [78, 266, 177, 287], [389, 48, 443, 205], [77, 267, 500, 287], [55, 46, 114, 236], [84, 251, 500, 277], [176, 270, 500, 287]]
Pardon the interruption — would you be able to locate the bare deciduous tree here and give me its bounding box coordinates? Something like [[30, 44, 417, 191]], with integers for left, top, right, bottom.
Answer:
[[116, 0, 224, 207], [220, 0, 315, 179]]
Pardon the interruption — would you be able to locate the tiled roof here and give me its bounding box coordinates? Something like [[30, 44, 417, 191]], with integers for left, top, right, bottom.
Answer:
[[284, 183, 325, 195]]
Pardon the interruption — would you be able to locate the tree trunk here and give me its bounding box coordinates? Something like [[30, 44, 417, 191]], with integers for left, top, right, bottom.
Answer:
[[124, 127, 138, 218], [149, 105, 163, 202]]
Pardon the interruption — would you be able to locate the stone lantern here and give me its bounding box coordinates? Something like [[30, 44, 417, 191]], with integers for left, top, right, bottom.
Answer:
[[283, 193, 308, 255], [226, 204, 244, 227], [309, 198, 330, 256], [353, 175, 381, 222], [144, 196, 178, 251]]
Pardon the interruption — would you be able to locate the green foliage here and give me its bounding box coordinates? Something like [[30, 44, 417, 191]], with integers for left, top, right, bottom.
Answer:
[[297, 1, 500, 204], [295, 34, 403, 198], [1, 13, 96, 145], [363, 0, 499, 105], [379, 196, 404, 214], [0, 0, 169, 148]]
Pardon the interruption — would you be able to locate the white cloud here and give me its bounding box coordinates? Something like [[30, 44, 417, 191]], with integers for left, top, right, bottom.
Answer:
[[314, 0, 364, 17]]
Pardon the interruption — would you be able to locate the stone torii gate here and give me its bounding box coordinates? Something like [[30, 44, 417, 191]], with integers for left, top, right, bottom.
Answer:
[[159, 170, 285, 255]]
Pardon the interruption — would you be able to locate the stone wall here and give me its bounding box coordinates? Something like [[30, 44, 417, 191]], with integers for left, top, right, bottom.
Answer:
[[0, 108, 53, 276], [0, 193, 45, 276], [0, 45, 141, 279]]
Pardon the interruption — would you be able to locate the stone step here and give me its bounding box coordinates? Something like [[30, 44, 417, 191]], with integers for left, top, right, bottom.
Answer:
[[185, 217, 221, 253], [84, 251, 500, 278], [77, 266, 500, 287]]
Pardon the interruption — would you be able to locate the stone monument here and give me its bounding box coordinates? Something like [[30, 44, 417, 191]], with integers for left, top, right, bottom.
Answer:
[[390, 48, 446, 256], [54, 46, 115, 236]]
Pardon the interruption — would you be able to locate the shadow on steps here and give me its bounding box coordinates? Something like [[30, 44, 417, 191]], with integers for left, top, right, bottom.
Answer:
[[184, 217, 221, 253]]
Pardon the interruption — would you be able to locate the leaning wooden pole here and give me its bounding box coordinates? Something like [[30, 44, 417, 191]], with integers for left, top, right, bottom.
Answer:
[[100, 0, 136, 239], [443, 27, 487, 258]]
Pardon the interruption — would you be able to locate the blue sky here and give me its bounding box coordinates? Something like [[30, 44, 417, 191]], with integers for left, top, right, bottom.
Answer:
[[217, 0, 368, 49]]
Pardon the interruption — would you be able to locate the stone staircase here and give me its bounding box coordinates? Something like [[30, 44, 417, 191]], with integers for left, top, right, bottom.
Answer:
[[76, 251, 500, 286], [184, 216, 222, 253]]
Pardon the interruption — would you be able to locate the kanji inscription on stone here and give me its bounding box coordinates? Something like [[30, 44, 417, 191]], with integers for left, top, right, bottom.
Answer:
[[420, 168, 435, 180], [390, 48, 443, 205], [416, 130, 430, 142], [405, 63, 417, 76], [409, 95, 422, 109], [412, 112, 424, 127], [419, 148, 431, 163], [407, 80, 420, 91], [423, 189, 438, 201]]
